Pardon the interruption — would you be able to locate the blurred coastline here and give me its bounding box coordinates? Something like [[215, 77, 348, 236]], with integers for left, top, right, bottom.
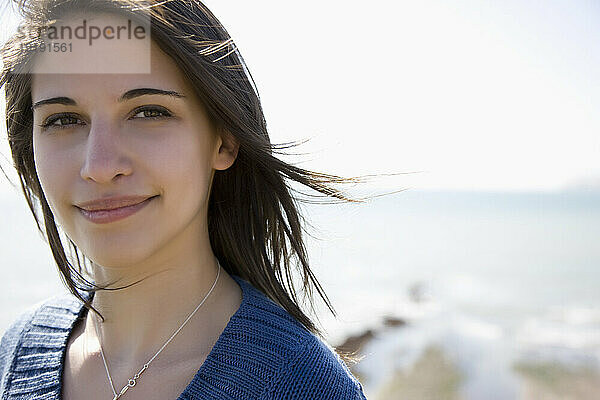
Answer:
[[307, 188, 600, 399], [334, 294, 600, 399]]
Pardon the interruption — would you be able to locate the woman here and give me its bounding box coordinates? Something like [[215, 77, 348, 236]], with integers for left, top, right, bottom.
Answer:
[[0, 0, 370, 398]]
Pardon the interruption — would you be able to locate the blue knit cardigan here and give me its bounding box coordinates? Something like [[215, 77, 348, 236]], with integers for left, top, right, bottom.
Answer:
[[0, 274, 367, 399]]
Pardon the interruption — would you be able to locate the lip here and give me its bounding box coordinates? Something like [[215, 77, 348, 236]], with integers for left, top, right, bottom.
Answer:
[[76, 195, 157, 224], [76, 195, 156, 211]]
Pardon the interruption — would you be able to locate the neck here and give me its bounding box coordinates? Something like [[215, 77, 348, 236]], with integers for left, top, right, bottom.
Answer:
[[83, 253, 225, 373]]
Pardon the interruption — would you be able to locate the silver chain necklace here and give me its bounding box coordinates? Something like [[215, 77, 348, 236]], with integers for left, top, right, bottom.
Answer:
[[90, 259, 222, 400]]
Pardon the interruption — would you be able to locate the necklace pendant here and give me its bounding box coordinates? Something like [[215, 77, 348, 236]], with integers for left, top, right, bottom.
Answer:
[[117, 383, 130, 398]]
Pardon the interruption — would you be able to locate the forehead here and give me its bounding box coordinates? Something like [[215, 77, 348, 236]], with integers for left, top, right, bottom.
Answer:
[[31, 13, 189, 101]]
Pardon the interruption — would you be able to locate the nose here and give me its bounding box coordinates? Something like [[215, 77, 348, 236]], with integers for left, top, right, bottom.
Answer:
[[80, 119, 133, 183]]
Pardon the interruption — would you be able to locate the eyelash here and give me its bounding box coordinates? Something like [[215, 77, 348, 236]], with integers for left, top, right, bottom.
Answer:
[[37, 106, 173, 131]]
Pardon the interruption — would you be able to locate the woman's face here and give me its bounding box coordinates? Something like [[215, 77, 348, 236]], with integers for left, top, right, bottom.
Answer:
[[30, 13, 233, 270]]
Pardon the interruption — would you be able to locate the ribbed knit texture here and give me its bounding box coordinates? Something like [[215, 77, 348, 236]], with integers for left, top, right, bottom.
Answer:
[[0, 275, 367, 399]]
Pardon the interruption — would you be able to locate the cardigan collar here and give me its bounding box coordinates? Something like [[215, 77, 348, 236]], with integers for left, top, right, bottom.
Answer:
[[4, 274, 272, 400]]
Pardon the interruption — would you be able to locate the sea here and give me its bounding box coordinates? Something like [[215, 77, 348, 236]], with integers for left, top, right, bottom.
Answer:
[[2, 187, 599, 399]]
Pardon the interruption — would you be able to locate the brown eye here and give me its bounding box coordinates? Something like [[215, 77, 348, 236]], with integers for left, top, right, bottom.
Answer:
[[130, 106, 172, 120], [39, 113, 85, 131]]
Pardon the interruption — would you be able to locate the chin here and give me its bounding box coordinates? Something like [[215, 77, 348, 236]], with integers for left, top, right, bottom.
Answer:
[[81, 239, 160, 271]]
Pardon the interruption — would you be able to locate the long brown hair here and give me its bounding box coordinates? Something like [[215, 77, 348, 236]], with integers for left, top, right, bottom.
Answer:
[[1, 0, 403, 366]]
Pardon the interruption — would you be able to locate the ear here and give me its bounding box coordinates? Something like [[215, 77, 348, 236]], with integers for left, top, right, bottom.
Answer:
[[213, 128, 239, 171]]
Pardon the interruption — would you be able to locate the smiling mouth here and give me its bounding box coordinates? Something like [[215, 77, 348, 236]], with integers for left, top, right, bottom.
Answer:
[[76, 195, 158, 211], [77, 195, 158, 224]]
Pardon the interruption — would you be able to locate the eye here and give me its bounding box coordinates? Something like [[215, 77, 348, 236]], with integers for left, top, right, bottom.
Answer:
[[38, 113, 85, 131], [130, 105, 172, 120], [37, 106, 173, 132]]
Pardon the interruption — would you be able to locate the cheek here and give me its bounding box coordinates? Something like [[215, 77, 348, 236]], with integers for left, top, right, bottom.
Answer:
[[33, 140, 53, 198], [154, 131, 214, 188], [167, 148, 211, 201], [33, 138, 70, 217], [163, 142, 214, 219]]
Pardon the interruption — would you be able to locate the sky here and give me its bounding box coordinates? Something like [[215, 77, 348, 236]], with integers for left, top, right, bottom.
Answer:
[[0, 0, 598, 194]]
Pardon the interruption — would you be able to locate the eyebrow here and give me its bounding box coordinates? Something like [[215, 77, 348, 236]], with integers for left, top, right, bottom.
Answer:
[[31, 88, 186, 111]]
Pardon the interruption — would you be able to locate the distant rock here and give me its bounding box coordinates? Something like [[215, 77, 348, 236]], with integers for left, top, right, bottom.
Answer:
[[337, 329, 376, 355], [383, 315, 406, 328], [513, 361, 600, 400], [374, 345, 464, 400], [336, 314, 408, 358]]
